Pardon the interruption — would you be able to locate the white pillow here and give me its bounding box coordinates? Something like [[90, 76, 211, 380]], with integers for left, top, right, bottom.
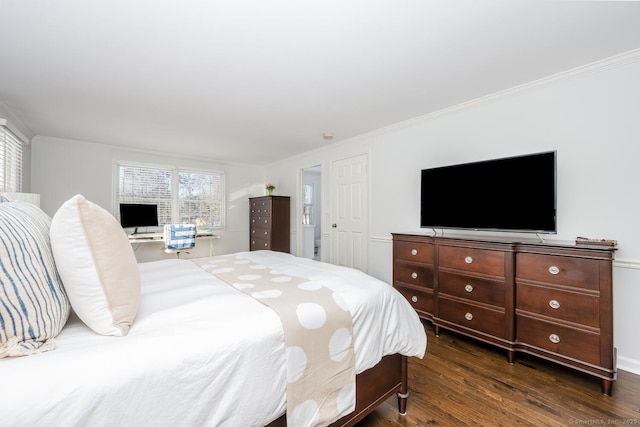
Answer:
[[50, 194, 140, 336]]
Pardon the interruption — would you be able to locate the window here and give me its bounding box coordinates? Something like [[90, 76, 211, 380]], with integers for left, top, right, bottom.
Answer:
[[114, 161, 225, 230], [0, 123, 24, 192]]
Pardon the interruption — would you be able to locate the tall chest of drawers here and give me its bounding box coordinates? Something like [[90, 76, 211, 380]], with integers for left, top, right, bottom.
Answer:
[[392, 233, 617, 394], [249, 196, 290, 253]]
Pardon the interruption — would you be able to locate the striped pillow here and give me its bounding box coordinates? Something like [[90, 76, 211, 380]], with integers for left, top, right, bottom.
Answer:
[[0, 202, 70, 358]]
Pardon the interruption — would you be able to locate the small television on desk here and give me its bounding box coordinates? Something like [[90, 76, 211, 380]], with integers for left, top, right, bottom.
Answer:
[[119, 203, 159, 234]]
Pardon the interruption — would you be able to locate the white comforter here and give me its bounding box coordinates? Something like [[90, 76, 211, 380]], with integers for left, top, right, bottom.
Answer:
[[1, 251, 426, 427]]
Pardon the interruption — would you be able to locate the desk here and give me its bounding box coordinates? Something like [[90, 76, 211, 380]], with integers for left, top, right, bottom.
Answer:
[[128, 233, 220, 257]]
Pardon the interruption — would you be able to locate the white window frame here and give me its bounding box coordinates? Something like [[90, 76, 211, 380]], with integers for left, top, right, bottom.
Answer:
[[113, 160, 225, 231], [0, 121, 24, 193]]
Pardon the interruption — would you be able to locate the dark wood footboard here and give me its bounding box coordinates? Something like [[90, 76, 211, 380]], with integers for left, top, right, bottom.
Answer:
[[266, 354, 408, 427]]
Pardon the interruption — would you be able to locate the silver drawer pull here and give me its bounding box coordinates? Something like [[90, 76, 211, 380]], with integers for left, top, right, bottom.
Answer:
[[549, 299, 560, 309], [464, 312, 473, 321], [464, 284, 474, 293], [548, 265, 560, 275], [411, 249, 418, 256], [464, 256, 473, 264], [411, 272, 418, 279], [411, 296, 418, 303], [549, 334, 560, 344]]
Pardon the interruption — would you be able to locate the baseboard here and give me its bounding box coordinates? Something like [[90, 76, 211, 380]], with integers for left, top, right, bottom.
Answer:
[[617, 356, 640, 376]]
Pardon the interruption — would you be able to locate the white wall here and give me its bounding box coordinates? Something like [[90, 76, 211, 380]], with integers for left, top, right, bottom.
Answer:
[[31, 136, 266, 260], [264, 52, 640, 374]]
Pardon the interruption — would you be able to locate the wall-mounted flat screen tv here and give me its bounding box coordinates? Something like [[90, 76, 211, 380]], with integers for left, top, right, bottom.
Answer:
[[420, 151, 557, 234], [119, 203, 159, 234]]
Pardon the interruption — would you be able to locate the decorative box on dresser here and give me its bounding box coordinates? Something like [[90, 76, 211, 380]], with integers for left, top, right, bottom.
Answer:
[[249, 196, 290, 253], [392, 233, 617, 395]]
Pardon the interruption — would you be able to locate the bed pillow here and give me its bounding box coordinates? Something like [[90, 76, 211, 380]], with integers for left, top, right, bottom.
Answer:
[[50, 194, 140, 336], [0, 201, 70, 358]]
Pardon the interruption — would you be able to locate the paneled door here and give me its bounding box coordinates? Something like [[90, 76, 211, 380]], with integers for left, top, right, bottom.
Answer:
[[331, 153, 368, 272]]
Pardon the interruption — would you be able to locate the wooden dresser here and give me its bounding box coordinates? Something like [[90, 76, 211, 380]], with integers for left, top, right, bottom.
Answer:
[[249, 196, 290, 253], [392, 233, 617, 394]]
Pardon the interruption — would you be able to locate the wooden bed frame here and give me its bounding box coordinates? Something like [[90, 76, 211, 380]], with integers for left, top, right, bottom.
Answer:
[[267, 354, 408, 427]]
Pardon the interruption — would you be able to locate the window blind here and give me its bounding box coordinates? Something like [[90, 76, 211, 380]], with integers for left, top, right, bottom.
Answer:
[[115, 162, 225, 229], [0, 124, 24, 192]]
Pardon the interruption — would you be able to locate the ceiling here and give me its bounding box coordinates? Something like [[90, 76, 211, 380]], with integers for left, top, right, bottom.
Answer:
[[1, 1, 639, 165]]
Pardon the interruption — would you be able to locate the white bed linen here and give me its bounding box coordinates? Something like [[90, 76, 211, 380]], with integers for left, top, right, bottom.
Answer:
[[1, 251, 426, 427]]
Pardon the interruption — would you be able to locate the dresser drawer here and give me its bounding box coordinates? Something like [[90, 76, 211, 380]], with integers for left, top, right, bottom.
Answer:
[[251, 227, 271, 240], [395, 285, 434, 316], [250, 238, 271, 250], [394, 262, 434, 289], [438, 297, 506, 339], [250, 216, 272, 229], [438, 246, 505, 277], [516, 283, 599, 328], [516, 315, 600, 365], [516, 253, 600, 291], [439, 271, 505, 307], [395, 240, 433, 264], [250, 199, 271, 215]]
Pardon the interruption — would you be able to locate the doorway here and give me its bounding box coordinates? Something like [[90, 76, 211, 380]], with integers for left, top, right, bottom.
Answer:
[[301, 165, 322, 261]]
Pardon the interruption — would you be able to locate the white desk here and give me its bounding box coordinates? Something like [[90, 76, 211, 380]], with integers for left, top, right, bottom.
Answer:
[[128, 233, 220, 256]]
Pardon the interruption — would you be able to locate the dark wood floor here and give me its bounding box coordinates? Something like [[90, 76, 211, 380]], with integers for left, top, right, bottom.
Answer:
[[357, 321, 640, 426]]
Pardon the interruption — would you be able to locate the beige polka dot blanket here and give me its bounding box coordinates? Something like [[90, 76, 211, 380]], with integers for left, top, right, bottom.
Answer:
[[192, 254, 356, 427]]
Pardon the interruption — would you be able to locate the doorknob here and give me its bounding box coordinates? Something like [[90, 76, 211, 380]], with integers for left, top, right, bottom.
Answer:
[[332, 223, 337, 228]]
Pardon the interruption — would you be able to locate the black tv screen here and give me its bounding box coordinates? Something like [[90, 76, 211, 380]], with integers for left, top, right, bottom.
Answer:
[[420, 151, 556, 233], [119, 203, 159, 231]]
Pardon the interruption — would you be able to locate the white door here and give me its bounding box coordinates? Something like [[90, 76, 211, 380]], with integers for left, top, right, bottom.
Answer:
[[331, 154, 368, 272]]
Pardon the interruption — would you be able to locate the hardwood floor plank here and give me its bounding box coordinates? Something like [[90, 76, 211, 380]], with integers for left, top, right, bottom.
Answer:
[[357, 322, 640, 426]]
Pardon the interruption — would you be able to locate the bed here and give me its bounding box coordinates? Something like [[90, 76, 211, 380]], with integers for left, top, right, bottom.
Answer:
[[0, 195, 426, 427]]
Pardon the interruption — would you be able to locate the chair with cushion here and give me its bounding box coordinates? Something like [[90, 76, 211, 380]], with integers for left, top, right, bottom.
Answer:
[[164, 224, 196, 258]]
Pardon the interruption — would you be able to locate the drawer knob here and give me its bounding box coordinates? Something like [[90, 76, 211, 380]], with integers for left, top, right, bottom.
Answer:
[[464, 284, 474, 293], [264, 219, 268, 223], [464, 312, 473, 321], [264, 243, 268, 247], [411, 249, 418, 256], [411, 272, 418, 279], [411, 295, 418, 303], [464, 256, 473, 264], [264, 231, 268, 235], [549, 299, 561, 309], [251, 240, 255, 244], [548, 265, 560, 275], [549, 334, 560, 344]]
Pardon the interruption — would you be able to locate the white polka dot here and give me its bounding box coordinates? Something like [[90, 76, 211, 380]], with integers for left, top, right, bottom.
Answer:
[[298, 281, 322, 291], [329, 328, 352, 361], [252, 289, 282, 299], [233, 283, 254, 290], [332, 292, 350, 312], [271, 276, 292, 283], [286, 346, 307, 383], [270, 269, 284, 275], [238, 274, 262, 281], [210, 258, 229, 264], [296, 303, 326, 329], [250, 264, 268, 269], [336, 383, 356, 416], [212, 267, 235, 273], [289, 400, 319, 427]]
